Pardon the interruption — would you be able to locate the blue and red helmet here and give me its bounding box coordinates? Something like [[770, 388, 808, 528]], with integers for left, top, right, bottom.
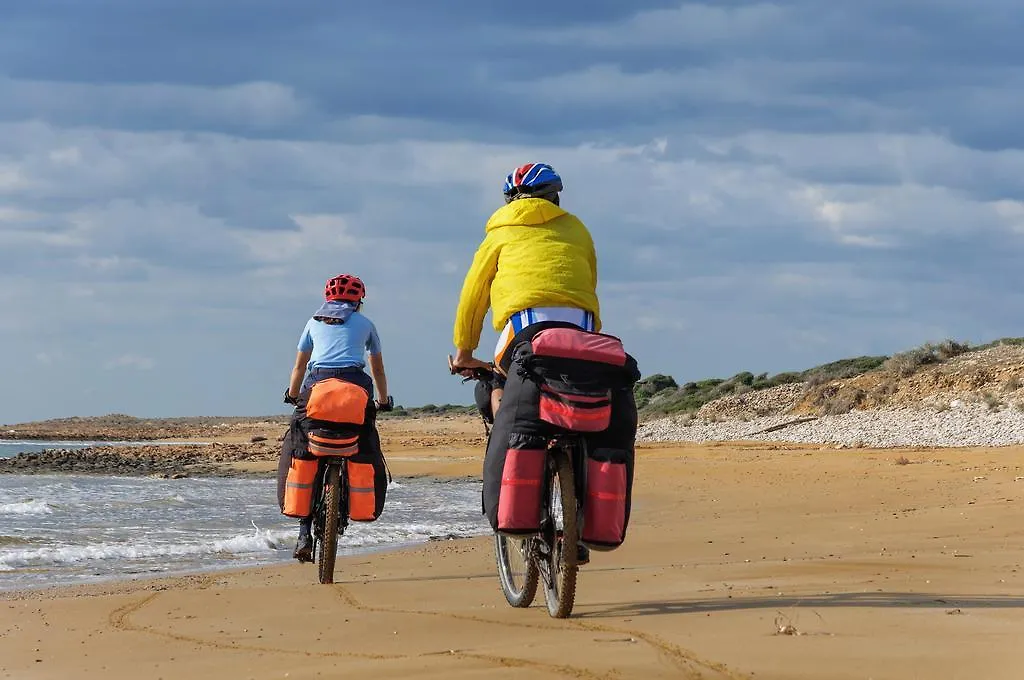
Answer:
[[502, 163, 563, 202]]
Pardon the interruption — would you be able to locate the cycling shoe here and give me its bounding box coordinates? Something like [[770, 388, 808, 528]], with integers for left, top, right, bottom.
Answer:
[[576, 543, 590, 566], [293, 534, 313, 563]]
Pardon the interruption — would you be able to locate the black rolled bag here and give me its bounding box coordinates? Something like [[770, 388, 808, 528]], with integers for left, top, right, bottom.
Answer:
[[482, 322, 640, 551]]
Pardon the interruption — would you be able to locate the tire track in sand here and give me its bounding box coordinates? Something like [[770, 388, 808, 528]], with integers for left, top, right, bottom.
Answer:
[[335, 583, 746, 679], [108, 592, 405, 662], [107, 589, 603, 678]]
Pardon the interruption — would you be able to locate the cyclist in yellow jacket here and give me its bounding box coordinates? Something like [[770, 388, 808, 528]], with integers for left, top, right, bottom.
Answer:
[[451, 163, 600, 414], [451, 164, 612, 566]]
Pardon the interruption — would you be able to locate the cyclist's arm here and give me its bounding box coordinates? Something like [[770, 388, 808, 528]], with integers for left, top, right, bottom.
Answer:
[[366, 324, 388, 404], [288, 351, 311, 399], [368, 352, 388, 404], [452, 235, 500, 353]]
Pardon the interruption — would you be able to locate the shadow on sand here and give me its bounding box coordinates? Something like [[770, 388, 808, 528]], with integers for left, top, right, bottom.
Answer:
[[576, 592, 1024, 619]]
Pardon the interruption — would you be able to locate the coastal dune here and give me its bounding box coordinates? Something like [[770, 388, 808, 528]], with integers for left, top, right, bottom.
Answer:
[[4, 430, 1024, 679]]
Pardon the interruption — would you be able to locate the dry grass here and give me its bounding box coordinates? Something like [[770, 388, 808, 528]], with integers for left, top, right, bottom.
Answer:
[[809, 385, 866, 415], [882, 340, 970, 378], [982, 392, 1004, 411]]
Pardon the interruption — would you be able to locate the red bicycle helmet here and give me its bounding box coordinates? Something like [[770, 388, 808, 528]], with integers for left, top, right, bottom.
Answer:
[[324, 274, 365, 302]]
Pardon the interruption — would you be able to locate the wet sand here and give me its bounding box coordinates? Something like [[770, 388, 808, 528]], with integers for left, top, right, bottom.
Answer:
[[2, 424, 1024, 679]]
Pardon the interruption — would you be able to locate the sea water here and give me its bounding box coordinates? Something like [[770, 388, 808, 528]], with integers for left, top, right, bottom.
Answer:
[[0, 472, 486, 591]]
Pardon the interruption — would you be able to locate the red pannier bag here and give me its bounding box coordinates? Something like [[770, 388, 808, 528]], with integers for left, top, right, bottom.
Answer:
[[581, 449, 629, 549], [496, 446, 546, 533], [528, 328, 628, 433]]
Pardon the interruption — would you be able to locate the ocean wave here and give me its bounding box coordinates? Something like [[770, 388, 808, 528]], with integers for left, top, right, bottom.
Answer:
[[0, 499, 54, 516], [0, 526, 295, 569], [0, 521, 487, 570]]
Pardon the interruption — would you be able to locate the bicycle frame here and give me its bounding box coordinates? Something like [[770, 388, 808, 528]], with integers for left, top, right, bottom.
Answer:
[[540, 436, 587, 534], [311, 458, 348, 556]]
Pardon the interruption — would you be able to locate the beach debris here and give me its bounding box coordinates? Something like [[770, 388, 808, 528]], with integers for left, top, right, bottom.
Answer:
[[775, 621, 799, 635], [250, 435, 268, 443], [774, 613, 800, 636], [946, 608, 964, 615], [895, 456, 911, 465]]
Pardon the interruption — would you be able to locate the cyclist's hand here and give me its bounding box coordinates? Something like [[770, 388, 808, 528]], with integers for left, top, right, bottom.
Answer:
[[377, 395, 395, 412], [283, 388, 298, 405], [448, 353, 490, 377]]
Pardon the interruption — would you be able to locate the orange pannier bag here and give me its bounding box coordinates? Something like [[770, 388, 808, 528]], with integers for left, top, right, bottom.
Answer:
[[347, 461, 378, 521], [306, 379, 368, 425], [282, 458, 318, 518]]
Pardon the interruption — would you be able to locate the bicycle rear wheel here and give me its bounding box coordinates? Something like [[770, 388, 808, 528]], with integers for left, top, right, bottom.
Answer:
[[540, 448, 579, 618], [495, 533, 539, 607], [317, 462, 342, 584]]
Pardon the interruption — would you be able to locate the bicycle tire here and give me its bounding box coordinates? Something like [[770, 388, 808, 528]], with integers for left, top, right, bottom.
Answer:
[[541, 448, 579, 618], [318, 462, 341, 584], [495, 532, 539, 607]]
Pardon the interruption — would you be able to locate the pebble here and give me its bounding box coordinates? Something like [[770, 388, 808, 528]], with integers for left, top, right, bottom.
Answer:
[[639, 402, 1024, 448]]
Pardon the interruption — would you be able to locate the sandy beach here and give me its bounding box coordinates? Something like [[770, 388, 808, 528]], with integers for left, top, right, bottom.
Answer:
[[3, 416, 1024, 679]]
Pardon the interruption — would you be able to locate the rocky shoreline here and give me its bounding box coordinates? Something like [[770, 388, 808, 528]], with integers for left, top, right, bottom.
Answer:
[[1, 414, 289, 443], [0, 442, 279, 477], [639, 400, 1024, 448]]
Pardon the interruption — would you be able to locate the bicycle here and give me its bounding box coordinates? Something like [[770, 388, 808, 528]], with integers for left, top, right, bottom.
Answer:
[[450, 360, 584, 618], [306, 395, 393, 585]]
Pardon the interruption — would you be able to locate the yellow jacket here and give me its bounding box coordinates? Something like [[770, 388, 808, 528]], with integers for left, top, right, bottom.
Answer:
[[453, 199, 601, 351]]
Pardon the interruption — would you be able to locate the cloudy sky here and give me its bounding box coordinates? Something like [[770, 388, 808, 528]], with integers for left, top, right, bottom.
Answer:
[[2, 1, 1023, 422]]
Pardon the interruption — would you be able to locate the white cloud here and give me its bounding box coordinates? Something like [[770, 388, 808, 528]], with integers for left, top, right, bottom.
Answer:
[[0, 165, 31, 192], [35, 351, 62, 365], [992, 200, 1024, 233], [0, 207, 44, 223], [635, 316, 686, 333], [48, 147, 82, 167], [104, 354, 156, 371], [234, 213, 358, 268]]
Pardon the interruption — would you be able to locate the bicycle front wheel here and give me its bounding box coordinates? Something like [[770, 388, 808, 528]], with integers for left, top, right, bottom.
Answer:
[[495, 532, 539, 607], [317, 462, 341, 584], [540, 449, 579, 618]]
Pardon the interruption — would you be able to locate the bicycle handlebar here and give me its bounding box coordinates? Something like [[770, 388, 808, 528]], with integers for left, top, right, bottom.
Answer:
[[285, 388, 394, 412], [447, 355, 495, 382]]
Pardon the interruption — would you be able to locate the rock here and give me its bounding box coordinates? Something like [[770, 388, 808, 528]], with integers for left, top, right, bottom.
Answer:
[[640, 401, 1024, 448], [250, 435, 268, 443]]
